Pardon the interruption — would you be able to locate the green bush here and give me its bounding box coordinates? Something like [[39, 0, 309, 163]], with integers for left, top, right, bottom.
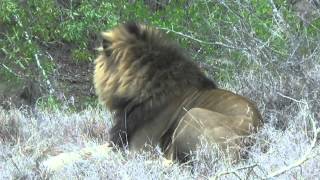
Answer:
[[1, 0, 319, 108]]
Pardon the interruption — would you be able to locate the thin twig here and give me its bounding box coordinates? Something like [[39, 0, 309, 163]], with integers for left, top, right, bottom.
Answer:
[[276, 92, 307, 105], [1, 64, 22, 78], [158, 27, 246, 50], [210, 164, 258, 180]]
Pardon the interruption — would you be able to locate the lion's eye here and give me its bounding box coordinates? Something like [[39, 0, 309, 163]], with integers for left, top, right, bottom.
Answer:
[[102, 39, 112, 57], [102, 39, 111, 50], [105, 48, 112, 57]]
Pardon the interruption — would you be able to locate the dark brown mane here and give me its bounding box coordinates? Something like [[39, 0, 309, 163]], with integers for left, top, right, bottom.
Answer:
[[101, 22, 217, 146]]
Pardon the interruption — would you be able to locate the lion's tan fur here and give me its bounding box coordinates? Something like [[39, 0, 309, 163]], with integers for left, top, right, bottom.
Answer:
[[93, 22, 263, 163], [40, 23, 263, 171], [95, 25, 158, 100]]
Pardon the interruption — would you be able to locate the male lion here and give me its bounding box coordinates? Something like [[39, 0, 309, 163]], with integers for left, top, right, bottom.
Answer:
[[94, 22, 263, 163]]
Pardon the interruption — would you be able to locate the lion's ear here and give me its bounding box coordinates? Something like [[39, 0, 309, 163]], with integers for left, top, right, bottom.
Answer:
[[123, 22, 140, 36], [123, 21, 146, 40]]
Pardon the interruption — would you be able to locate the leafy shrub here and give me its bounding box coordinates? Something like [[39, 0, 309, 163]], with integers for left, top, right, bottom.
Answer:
[[1, 0, 319, 108]]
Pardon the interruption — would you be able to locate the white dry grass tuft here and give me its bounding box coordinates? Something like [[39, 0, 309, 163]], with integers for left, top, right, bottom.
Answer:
[[1, 1, 320, 179]]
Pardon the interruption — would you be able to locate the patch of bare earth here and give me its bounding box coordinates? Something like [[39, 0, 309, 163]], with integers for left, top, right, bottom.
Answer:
[[41, 41, 97, 109]]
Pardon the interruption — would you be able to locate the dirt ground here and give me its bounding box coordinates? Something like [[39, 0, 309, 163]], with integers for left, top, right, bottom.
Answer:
[[1, 39, 98, 110], [45, 42, 97, 108]]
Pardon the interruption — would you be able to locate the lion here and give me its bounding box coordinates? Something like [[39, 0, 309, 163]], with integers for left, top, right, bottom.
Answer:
[[94, 22, 263, 163]]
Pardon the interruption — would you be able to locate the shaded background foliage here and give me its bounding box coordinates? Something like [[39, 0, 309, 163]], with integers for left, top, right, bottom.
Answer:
[[0, 0, 320, 179], [0, 0, 319, 110]]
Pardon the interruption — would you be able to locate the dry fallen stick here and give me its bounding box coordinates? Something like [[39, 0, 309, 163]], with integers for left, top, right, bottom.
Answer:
[[210, 164, 258, 180]]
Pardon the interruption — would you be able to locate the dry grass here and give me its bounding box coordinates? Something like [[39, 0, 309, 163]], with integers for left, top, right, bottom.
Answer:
[[1, 1, 320, 179], [0, 60, 319, 179]]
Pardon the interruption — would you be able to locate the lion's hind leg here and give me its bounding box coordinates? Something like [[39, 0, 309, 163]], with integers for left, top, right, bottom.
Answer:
[[168, 108, 252, 163]]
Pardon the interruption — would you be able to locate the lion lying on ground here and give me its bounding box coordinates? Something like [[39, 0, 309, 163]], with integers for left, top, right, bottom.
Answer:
[[94, 22, 263, 162], [43, 22, 262, 171]]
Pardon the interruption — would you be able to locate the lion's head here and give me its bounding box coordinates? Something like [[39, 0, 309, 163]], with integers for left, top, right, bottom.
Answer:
[[94, 22, 216, 110]]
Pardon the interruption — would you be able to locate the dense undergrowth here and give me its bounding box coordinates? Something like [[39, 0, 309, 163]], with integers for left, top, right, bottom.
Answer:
[[1, 0, 320, 179], [1, 0, 319, 108], [0, 64, 319, 179]]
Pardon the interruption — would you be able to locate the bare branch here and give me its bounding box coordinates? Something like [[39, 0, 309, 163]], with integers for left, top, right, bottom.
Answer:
[[210, 164, 258, 180], [158, 27, 246, 50], [276, 92, 308, 104], [1, 64, 22, 78]]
